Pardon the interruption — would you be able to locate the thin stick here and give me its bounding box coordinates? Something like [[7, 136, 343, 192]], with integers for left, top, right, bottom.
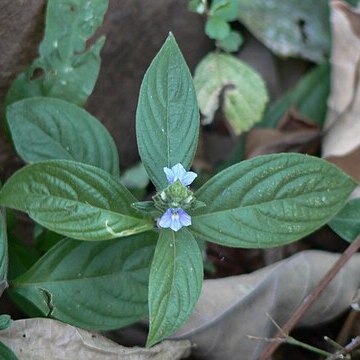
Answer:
[[259, 235, 360, 360], [336, 309, 359, 345], [326, 336, 360, 360]]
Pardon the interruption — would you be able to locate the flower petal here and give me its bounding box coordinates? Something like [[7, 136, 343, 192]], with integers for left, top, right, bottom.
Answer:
[[178, 208, 192, 226], [158, 209, 172, 228], [180, 171, 198, 186], [163, 167, 175, 184], [170, 212, 182, 231], [171, 163, 187, 181]]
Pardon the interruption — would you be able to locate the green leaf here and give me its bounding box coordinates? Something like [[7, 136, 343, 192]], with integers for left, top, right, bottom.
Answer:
[[260, 63, 330, 128], [147, 228, 203, 347], [7, 98, 120, 177], [8, 238, 40, 281], [34, 225, 64, 254], [188, 0, 206, 14], [329, 199, 360, 243], [191, 153, 357, 248], [0, 341, 18, 360], [131, 201, 161, 218], [120, 162, 149, 189], [205, 16, 231, 40], [0, 161, 153, 241], [0, 315, 12, 331], [194, 52, 268, 135], [6, 0, 109, 106], [136, 33, 199, 191], [9, 232, 157, 330], [216, 31, 243, 52], [237, 0, 329, 63], [6, 211, 40, 280], [210, 0, 241, 21], [0, 208, 7, 294]]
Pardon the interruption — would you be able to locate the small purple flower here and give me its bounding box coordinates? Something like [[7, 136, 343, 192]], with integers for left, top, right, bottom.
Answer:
[[158, 208, 192, 232], [164, 163, 197, 186]]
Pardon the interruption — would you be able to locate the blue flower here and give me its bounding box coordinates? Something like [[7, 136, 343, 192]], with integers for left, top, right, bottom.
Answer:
[[158, 208, 192, 232], [164, 163, 197, 186]]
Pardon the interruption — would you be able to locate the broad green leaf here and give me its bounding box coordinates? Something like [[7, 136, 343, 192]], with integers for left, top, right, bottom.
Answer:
[[191, 153, 357, 248], [194, 52, 268, 135], [7, 98, 120, 177], [216, 31, 243, 53], [205, 16, 231, 40], [136, 34, 199, 191], [9, 232, 157, 330], [259, 63, 330, 128], [0, 161, 153, 241], [0, 341, 18, 360], [147, 228, 203, 347], [6, 0, 108, 106], [329, 199, 360, 243], [237, 0, 330, 62]]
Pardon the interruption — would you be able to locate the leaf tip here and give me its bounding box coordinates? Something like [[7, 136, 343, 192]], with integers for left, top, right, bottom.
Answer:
[[165, 31, 179, 48]]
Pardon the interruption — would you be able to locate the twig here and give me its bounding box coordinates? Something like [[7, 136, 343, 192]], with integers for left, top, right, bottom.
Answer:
[[336, 309, 359, 345], [324, 336, 344, 351], [259, 235, 360, 360], [325, 336, 360, 360], [249, 334, 333, 358]]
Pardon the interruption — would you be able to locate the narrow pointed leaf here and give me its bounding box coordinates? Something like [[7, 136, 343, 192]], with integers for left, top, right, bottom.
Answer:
[[191, 153, 357, 248], [9, 232, 157, 330], [0, 161, 153, 241], [7, 98, 120, 177], [6, 0, 108, 106], [147, 228, 203, 347], [136, 34, 199, 190]]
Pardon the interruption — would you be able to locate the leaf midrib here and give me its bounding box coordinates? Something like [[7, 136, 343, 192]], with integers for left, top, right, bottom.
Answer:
[[194, 186, 351, 219], [13, 265, 149, 287], [1, 192, 146, 223]]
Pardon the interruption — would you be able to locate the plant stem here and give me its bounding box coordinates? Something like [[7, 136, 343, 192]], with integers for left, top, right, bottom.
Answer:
[[286, 336, 333, 357], [259, 234, 360, 360], [326, 336, 360, 360]]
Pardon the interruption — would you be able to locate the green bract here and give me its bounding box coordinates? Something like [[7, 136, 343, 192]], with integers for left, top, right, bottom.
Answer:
[[0, 26, 358, 350]]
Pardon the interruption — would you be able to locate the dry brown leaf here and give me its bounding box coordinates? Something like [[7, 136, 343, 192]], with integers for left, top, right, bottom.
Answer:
[[172, 251, 360, 360], [245, 108, 321, 158], [0, 318, 191, 360], [322, 1, 360, 158]]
